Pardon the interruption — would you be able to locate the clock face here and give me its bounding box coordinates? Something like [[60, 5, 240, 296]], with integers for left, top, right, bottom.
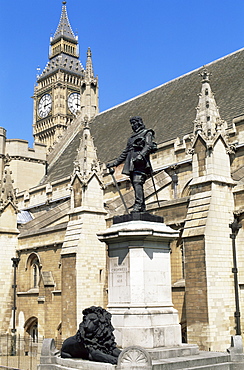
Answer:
[[68, 93, 81, 114], [38, 94, 52, 118]]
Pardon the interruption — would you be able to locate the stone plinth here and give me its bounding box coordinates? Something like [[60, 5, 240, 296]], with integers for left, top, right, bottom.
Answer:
[[97, 217, 181, 349]]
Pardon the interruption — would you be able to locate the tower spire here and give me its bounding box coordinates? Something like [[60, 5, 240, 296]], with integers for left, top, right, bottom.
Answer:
[[189, 69, 234, 182], [85, 47, 94, 79], [52, 1, 77, 43], [80, 47, 99, 120], [74, 118, 101, 181], [48, 1, 79, 60], [193, 68, 227, 138]]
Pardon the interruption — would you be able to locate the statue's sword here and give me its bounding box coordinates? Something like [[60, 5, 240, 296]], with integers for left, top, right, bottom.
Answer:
[[108, 167, 129, 214], [149, 164, 161, 208]]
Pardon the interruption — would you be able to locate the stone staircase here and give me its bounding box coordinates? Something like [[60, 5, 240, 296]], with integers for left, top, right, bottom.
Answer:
[[152, 352, 232, 369], [147, 345, 241, 370]]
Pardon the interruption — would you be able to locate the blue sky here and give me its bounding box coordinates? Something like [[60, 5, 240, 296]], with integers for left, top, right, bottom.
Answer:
[[0, 0, 244, 146]]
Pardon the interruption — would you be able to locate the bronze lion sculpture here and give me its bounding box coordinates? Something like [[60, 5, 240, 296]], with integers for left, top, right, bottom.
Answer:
[[61, 306, 121, 364]]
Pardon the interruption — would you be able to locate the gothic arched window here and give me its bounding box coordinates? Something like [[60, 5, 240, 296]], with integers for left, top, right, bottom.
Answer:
[[26, 253, 41, 290], [32, 258, 40, 288]]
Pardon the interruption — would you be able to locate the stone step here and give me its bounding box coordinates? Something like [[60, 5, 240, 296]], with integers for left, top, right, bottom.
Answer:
[[148, 344, 199, 360], [152, 352, 231, 370], [178, 363, 232, 370]]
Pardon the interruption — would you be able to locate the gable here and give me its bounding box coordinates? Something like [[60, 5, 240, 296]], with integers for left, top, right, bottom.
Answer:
[[0, 202, 18, 231]]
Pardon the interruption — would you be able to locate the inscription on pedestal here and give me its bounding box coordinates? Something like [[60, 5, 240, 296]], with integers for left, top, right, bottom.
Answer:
[[109, 256, 130, 303], [110, 259, 129, 286]]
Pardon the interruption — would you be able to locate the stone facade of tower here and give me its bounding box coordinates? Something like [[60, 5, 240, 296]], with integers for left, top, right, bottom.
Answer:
[[33, 3, 98, 152]]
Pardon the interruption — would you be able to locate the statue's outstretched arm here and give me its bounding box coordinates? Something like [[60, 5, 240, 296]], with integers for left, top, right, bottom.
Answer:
[[107, 141, 130, 168]]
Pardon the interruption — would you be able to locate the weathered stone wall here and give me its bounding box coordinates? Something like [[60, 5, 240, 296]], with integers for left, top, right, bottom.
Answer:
[[16, 244, 63, 339], [61, 253, 77, 339], [60, 172, 108, 339], [6, 140, 46, 193], [0, 232, 19, 332], [184, 236, 209, 349], [204, 182, 236, 350]]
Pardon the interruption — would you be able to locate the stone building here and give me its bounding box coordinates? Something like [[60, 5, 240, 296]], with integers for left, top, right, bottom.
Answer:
[[0, 1, 243, 352]]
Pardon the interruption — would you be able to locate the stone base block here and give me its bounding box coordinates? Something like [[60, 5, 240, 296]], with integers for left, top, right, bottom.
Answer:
[[113, 213, 164, 224], [38, 339, 116, 370], [55, 356, 115, 370], [115, 325, 182, 349], [227, 335, 244, 362], [110, 308, 181, 348]]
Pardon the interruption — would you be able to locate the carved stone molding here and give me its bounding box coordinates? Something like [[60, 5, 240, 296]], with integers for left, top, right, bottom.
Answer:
[[117, 346, 152, 369]]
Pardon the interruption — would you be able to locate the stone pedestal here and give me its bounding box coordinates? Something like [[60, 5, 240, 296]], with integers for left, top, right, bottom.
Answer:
[[98, 215, 182, 349]]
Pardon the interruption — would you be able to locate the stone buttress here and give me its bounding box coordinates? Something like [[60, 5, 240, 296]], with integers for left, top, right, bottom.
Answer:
[[0, 157, 19, 332], [61, 119, 107, 338], [182, 69, 237, 351]]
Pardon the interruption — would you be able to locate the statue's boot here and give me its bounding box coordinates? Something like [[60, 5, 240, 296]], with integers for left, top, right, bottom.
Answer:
[[132, 182, 145, 212]]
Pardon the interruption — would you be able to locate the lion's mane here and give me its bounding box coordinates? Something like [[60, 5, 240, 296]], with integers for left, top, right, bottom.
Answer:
[[76, 306, 117, 355]]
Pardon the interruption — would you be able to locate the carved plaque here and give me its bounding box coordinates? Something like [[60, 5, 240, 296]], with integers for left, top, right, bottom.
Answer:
[[109, 257, 129, 287]]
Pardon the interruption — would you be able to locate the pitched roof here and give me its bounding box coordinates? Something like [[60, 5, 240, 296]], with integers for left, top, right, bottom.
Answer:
[[44, 130, 82, 184], [18, 200, 70, 237], [90, 48, 244, 163], [43, 48, 244, 183]]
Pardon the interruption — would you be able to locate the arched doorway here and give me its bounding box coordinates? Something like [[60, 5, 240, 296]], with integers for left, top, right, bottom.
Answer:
[[24, 317, 38, 343]]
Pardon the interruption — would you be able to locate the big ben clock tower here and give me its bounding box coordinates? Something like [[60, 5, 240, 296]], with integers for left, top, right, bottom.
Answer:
[[33, 1, 98, 151]]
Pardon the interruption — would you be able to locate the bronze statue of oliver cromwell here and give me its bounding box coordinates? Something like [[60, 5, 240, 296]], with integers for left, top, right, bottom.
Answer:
[[107, 116, 157, 213]]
